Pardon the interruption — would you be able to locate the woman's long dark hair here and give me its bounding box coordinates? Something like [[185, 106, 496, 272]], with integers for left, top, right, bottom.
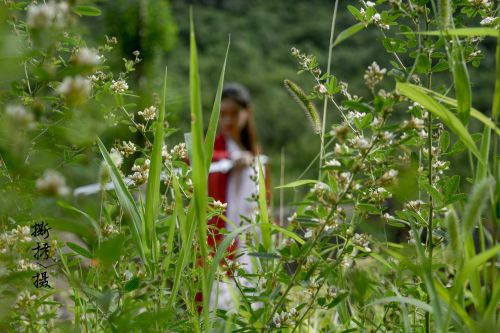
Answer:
[[221, 83, 260, 155]]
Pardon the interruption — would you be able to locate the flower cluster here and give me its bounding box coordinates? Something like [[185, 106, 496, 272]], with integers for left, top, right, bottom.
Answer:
[[364, 62, 387, 90], [110, 79, 129, 93], [129, 159, 150, 185], [138, 106, 157, 121], [273, 308, 299, 328]]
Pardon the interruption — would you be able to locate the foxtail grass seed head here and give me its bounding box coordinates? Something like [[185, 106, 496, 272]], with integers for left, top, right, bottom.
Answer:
[[284, 79, 321, 134]]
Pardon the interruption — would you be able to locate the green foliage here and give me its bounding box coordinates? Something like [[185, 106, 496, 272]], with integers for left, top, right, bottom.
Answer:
[[1, 0, 499, 332]]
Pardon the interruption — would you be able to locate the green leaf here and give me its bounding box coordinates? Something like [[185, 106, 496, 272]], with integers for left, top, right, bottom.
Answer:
[[205, 39, 230, 172], [57, 201, 101, 242], [97, 235, 125, 267], [73, 5, 101, 17], [124, 277, 140, 292], [370, 296, 433, 313], [275, 179, 319, 189], [414, 28, 498, 37], [396, 82, 484, 166], [66, 242, 92, 259], [451, 39, 471, 124], [409, 85, 500, 135], [332, 22, 365, 47], [97, 138, 149, 272], [187, 11, 210, 328], [144, 67, 167, 268], [257, 158, 271, 252]]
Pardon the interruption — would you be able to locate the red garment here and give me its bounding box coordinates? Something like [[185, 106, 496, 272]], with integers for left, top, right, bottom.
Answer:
[[207, 134, 237, 259]]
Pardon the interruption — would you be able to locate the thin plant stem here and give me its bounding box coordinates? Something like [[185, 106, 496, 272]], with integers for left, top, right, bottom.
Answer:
[[319, 0, 338, 181]]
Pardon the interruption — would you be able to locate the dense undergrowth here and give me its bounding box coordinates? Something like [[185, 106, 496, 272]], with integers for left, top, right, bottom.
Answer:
[[0, 1, 499, 332]]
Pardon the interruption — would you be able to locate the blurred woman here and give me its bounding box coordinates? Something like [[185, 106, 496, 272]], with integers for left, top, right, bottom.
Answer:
[[206, 83, 270, 310]]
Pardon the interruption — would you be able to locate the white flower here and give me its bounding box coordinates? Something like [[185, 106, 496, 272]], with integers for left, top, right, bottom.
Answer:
[[72, 48, 101, 66], [5, 105, 34, 128], [11, 226, 32, 243], [325, 159, 341, 167], [109, 148, 123, 168], [366, 1, 376, 7], [17, 259, 38, 271], [373, 13, 381, 22], [26, 1, 69, 29], [36, 169, 70, 196], [120, 141, 136, 157], [480, 17, 496, 26], [110, 80, 129, 93], [350, 136, 370, 149], [347, 110, 365, 122], [138, 106, 157, 121], [364, 62, 387, 89], [212, 200, 227, 210], [304, 229, 313, 239], [56, 76, 91, 105]]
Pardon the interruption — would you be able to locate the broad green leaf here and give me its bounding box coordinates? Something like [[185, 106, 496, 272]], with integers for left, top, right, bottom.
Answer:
[[275, 179, 319, 189], [332, 22, 364, 47], [97, 234, 125, 267], [73, 5, 101, 17], [397, 82, 484, 166]]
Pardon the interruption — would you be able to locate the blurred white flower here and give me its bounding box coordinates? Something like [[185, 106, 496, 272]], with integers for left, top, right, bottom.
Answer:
[[480, 17, 496, 26], [5, 105, 34, 128], [36, 169, 70, 196], [72, 48, 101, 66], [56, 76, 91, 105], [27, 1, 69, 29]]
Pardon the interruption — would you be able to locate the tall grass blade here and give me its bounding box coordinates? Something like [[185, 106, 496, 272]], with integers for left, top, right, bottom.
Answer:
[[97, 138, 149, 272], [145, 67, 168, 269], [414, 27, 498, 37], [408, 218, 445, 332], [462, 176, 494, 237], [257, 157, 271, 252], [412, 86, 500, 135], [205, 39, 230, 172], [189, 10, 210, 330], [462, 176, 495, 311], [451, 39, 471, 124], [397, 82, 484, 165]]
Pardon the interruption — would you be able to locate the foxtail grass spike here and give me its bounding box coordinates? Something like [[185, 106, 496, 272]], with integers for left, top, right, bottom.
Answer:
[[284, 79, 321, 134]]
